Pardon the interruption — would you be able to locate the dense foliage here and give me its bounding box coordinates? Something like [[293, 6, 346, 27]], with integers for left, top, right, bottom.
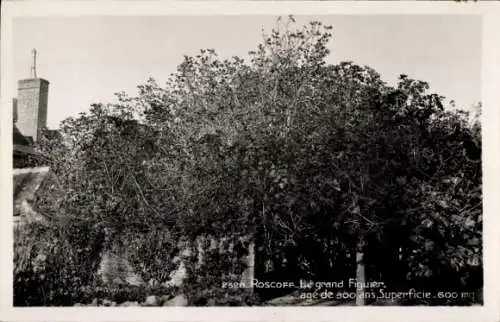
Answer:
[[15, 17, 482, 306]]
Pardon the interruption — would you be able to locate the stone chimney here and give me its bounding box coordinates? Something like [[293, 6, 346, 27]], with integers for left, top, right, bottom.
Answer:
[[15, 49, 49, 143]]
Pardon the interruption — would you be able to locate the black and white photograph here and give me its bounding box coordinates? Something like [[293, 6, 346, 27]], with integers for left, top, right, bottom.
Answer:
[[1, 2, 500, 322]]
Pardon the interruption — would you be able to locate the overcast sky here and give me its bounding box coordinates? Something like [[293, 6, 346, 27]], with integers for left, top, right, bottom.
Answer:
[[13, 15, 481, 129]]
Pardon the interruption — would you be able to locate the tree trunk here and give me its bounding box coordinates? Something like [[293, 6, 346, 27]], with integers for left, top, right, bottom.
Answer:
[[355, 234, 366, 306]]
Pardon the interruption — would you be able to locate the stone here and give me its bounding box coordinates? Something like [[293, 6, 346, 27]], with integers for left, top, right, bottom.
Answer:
[[125, 273, 144, 286], [97, 250, 143, 286], [102, 299, 113, 306], [144, 295, 159, 306], [163, 294, 188, 307]]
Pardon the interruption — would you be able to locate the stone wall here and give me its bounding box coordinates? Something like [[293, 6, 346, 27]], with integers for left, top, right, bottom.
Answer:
[[97, 234, 255, 292]]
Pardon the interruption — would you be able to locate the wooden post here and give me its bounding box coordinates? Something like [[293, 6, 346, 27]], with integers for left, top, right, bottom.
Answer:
[[241, 238, 255, 293], [355, 235, 366, 306]]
